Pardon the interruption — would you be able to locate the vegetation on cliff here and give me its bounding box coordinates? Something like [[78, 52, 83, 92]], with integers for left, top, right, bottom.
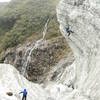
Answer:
[[0, 0, 60, 51]]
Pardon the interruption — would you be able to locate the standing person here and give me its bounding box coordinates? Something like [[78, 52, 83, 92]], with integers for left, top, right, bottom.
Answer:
[[19, 89, 27, 100]]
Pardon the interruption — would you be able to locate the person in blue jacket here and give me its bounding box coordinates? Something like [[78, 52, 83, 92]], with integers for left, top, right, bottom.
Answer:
[[66, 25, 74, 36], [19, 89, 27, 100]]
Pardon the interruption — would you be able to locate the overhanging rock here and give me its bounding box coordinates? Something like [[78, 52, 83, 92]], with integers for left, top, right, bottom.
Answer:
[[57, 0, 100, 100]]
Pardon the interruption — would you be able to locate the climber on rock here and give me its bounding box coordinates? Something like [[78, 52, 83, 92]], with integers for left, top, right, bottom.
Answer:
[[66, 25, 74, 36], [19, 89, 27, 100]]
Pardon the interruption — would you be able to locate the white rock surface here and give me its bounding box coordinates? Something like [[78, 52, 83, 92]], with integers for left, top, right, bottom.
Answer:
[[57, 0, 100, 100], [0, 64, 49, 100], [0, 64, 73, 100]]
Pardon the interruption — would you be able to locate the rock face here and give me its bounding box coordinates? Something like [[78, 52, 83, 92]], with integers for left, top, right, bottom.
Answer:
[[26, 37, 71, 83], [57, 0, 100, 100], [0, 64, 75, 100], [0, 64, 48, 100], [3, 37, 71, 83]]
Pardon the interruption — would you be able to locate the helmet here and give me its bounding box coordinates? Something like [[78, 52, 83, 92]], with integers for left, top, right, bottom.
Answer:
[[24, 89, 26, 91]]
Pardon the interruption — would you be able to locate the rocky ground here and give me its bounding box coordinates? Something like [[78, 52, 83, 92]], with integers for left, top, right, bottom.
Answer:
[[1, 36, 72, 83]]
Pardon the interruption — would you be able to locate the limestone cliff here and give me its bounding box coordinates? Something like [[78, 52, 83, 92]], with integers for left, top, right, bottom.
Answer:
[[57, 0, 100, 99]]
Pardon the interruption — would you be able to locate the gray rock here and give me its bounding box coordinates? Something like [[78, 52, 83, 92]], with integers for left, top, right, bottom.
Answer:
[[57, 0, 100, 100]]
